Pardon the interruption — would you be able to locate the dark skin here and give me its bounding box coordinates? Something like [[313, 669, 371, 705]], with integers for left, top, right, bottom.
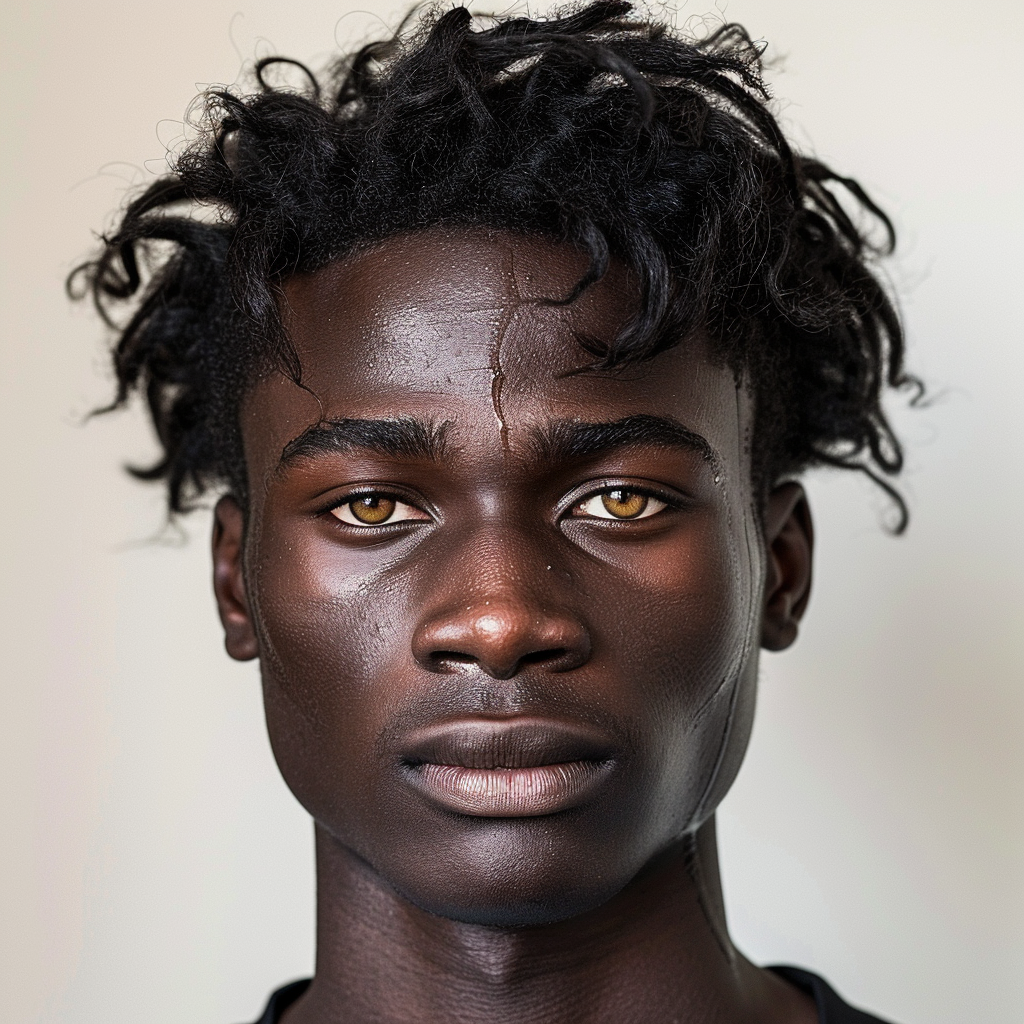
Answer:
[[212, 229, 816, 1024]]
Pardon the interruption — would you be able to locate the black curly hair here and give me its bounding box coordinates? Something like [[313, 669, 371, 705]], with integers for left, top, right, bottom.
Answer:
[[72, 0, 920, 528]]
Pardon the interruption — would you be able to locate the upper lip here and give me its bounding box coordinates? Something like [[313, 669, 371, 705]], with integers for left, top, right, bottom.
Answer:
[[400, 718, 616, 770]]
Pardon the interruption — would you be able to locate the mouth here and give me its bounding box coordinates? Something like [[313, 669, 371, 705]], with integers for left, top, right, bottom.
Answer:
[[399, 718, 617, 818]]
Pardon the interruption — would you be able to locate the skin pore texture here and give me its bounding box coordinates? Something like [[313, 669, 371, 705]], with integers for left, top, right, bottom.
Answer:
[[212, 229, 816, 1024]]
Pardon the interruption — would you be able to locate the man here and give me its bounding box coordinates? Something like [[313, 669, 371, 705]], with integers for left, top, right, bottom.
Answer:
[[75, 3, 916, 1021]]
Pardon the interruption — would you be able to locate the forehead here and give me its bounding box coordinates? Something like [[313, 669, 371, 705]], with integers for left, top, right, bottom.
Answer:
[[282, 228, 629, 390], [243, 229, 751, 481]]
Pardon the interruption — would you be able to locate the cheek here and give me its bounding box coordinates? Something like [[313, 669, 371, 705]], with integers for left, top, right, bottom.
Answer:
[[592, 508, 751, 705], [250, 507, 419, 681], [245, 522, 413, 823], [590, 510, 758, 828]]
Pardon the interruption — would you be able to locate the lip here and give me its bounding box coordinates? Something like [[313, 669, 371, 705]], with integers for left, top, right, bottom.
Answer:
[[400, 718, 617, 818]]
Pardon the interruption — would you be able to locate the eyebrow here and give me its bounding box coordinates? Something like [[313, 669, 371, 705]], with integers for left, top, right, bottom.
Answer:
[[278, 417, 450, 469], [531, 414, 717, 468]]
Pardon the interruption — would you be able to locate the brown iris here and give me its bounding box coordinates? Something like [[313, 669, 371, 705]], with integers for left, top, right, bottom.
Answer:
[[348, 495, 396, 524], [601, 489, 648, 519]]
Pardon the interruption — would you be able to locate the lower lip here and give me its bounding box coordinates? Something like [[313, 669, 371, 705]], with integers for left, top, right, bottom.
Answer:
[[408, 761, 612, 817]]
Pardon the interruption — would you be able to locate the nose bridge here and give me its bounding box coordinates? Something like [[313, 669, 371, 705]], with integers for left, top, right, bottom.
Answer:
[[412, 519, 589, 678]]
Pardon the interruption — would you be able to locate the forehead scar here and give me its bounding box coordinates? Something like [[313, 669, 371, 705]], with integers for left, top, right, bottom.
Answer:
[[490, 326, 509, 451], [489, 250, 524, 452]]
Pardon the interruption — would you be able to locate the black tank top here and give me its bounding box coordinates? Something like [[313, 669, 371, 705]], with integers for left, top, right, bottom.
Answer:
[[245, 965, 895, 1023]]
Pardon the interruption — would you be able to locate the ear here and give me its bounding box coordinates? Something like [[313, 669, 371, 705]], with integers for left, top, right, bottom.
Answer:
[[760, 482, 814, 652], [212, 495, 259, 661]]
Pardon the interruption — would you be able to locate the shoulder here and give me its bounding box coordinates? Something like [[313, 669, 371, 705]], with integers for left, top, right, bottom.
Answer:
[[241, 979, 310, 1024], [769, 966, 898, 1024]]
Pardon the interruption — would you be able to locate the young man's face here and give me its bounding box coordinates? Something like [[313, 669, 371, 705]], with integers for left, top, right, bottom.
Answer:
[[213, 229, 810, 926]]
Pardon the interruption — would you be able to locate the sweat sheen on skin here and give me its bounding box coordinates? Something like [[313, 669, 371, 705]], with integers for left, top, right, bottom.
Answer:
[[212, 228, 817, 1024]]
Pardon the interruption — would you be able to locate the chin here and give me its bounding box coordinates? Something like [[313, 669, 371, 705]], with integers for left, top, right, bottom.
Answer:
[[378, 816, 644, 927]]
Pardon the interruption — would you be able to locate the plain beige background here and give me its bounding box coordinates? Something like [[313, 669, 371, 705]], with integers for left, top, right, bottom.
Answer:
[[1, 0, 1021, 1021]]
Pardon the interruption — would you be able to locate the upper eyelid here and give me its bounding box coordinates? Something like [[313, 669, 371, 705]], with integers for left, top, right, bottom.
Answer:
[[322, 486, 425, 508], [320, 488, 434, 522], [561, 480, 685, 513]]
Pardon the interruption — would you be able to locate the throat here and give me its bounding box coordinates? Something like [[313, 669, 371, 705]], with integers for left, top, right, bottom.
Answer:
[[284, 821, 805, 1024]]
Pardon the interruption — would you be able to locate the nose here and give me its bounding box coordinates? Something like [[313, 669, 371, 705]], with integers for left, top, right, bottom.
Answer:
[[412, 556, 591, 679], [413, 600, 590, 679]]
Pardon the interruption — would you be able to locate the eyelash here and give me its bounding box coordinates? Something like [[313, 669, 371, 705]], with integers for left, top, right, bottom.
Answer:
[[325, 491, 429, 529]]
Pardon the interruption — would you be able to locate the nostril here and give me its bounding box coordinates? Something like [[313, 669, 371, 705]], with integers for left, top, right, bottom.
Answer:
[[430, 651, 478, 673], [429, 646, 576, 678], [519, 648, 568, 667]]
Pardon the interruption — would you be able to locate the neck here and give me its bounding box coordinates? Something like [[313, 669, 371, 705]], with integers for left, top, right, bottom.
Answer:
[[283, 817, 812, 1024]]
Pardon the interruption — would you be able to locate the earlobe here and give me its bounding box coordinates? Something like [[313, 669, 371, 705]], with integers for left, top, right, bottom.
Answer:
[[212, 495, 260, 661], [760, 482, 814, 652]]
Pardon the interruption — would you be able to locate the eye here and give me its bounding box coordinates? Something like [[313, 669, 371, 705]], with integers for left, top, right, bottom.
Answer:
[[573, 488, 668, 521], [330, 494, 430, 527]]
